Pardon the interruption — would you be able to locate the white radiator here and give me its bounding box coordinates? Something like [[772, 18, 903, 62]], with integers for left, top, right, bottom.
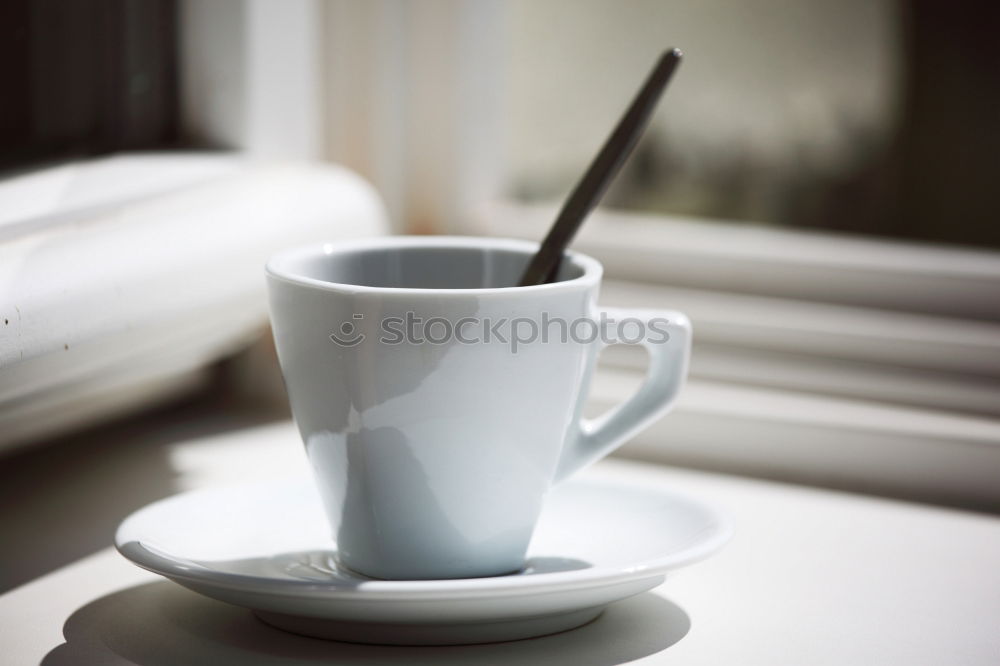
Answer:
[[0, 154, 389, 451]]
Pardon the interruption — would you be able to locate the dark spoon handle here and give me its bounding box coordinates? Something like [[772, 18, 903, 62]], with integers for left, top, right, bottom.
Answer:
[[518, 48, 682, 286]]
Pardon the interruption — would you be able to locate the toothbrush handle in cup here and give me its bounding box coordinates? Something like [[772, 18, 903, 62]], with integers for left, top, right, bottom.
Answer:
[[554, 308, 692, 482]]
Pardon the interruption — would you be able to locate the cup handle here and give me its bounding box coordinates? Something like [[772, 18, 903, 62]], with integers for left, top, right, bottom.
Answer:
[[554, 307, 692, 482]]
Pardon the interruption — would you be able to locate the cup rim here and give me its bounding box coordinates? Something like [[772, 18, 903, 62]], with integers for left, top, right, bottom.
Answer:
[[265, 236, 603, 295]]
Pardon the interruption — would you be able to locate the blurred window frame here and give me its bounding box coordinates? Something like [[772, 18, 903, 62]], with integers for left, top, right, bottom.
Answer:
[[474, 204, 1000, 511]]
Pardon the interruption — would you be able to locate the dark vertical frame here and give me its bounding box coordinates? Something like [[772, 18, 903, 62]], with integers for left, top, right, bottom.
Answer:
[[0, 0, 178, 172]]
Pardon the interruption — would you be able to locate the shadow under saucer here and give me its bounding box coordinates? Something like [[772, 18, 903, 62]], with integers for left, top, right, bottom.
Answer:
[[42, 580, 691, 666]]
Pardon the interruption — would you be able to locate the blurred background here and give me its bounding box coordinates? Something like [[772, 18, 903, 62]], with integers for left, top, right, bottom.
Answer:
[[2, 0, 999, 589], [6, 0, 999, 246], [505, 0, 999, 249]]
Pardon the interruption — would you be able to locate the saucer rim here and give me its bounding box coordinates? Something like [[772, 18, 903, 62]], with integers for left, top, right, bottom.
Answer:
[[115, 478, 734, 601]]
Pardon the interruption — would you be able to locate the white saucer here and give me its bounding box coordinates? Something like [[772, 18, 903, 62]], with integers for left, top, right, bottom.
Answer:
[[116, 477, 732, 645]]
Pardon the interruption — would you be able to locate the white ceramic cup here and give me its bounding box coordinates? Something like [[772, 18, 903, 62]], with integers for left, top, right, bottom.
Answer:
[[266, 237, 691, 580]]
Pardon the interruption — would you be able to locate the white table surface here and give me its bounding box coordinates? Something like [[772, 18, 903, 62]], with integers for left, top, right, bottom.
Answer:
[[2, 407, 999, 665]]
